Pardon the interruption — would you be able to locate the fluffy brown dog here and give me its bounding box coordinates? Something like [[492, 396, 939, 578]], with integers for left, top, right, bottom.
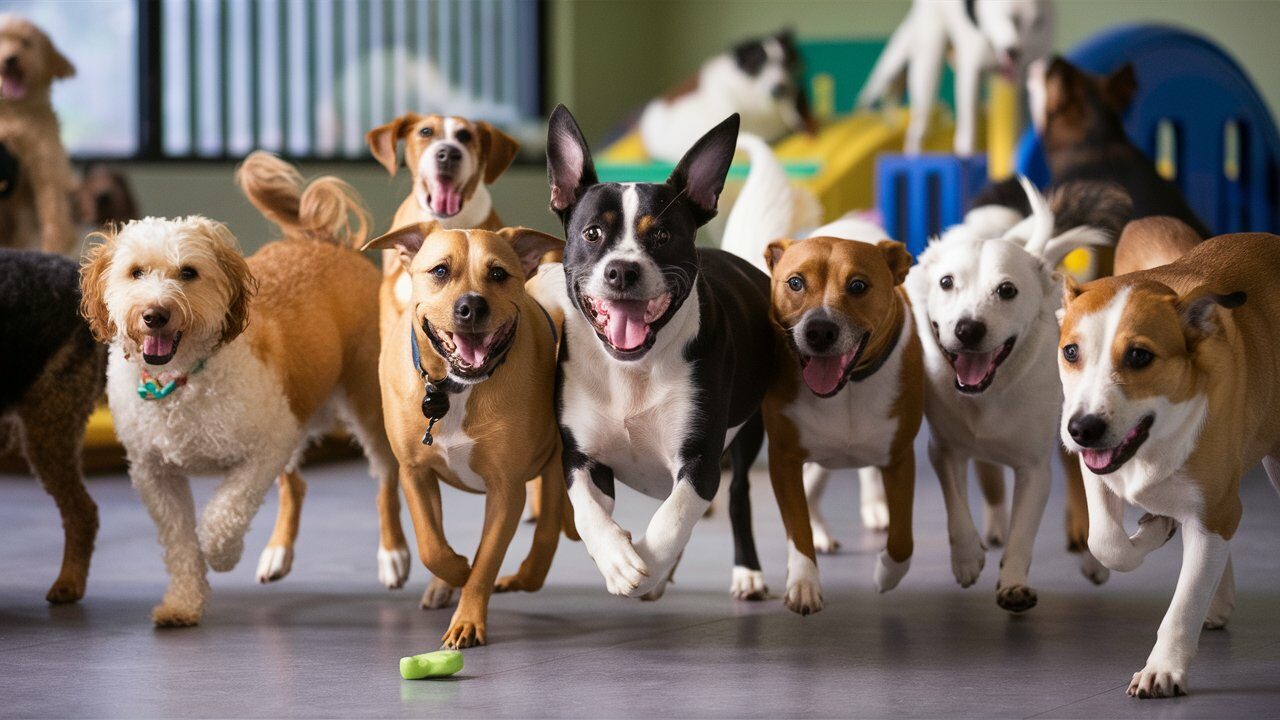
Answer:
[[0, 15, 76, 252], [365, 221, 569, 649]]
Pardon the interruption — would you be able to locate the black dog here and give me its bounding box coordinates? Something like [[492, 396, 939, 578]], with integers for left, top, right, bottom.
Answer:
[[0, 248, 105, 603], [541, 105, 783, 603]]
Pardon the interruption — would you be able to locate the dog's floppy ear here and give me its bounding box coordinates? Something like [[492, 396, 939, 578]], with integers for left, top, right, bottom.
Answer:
[[477, 121, 520, 185], [363, 221, 432, 271], [763, 238, 795, 273], [1104, 63, 1138, 114], [366, 113, 421, 176], [876, 240, 913, 285], [497, 227, 565, 279], [79, 231, 117, 342], [1177, 285, 1246, 345], [668, 113, 740, 227], [546, 104, 598, 218], [212, 233, 257, 346], [47, 40, 74, 80]]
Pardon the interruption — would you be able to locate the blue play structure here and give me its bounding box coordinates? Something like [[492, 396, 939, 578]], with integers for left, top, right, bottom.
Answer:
[[877, 154, 988, 257], [1016, 24, 1280, 236]]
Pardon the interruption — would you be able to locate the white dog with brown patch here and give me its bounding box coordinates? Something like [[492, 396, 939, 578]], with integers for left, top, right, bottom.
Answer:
[[1058, 232, 1280, 698]]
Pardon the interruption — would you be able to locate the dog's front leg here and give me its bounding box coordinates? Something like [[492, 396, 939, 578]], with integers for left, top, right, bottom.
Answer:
[[132, 458, 208, 627], [497, 444, 566, 593], [904, 6, 947, 154], [568, 462, 649, 596], [1128, 522, 1230, 699], [766, 429, 823, 615], [995, 459, 1052, 612], [1083, 473, 1176, 572], [29, 157, 75, 254], [441, 480, 525, 649], [929, 439, 984, 587], [630, 476, 711, 599], [875, 446, 916, 593], [197, 455, 287, 573], [399, 466, 471, 597], [948, 29, 988, 157]]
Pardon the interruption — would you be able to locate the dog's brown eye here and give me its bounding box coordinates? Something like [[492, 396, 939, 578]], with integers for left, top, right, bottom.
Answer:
[[430, 264, 448, 280], [488, 266, 509, 282], [787, 276, 804, 292], [1124, 346, 1153, 369], [456, 129, 472, 143], [582, 226, 602, 243], [131, 267, 143, 279], [419, 127, 433, 137], [1062, 344, 1079, 363], [179, 266, 198, 281], [848, 278, 868, 295], [996, 281, 1018, 300], [940, 275, 954, 290]]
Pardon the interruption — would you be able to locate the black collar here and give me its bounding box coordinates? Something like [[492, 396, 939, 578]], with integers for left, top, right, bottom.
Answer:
[[847, 318, 903, 384]]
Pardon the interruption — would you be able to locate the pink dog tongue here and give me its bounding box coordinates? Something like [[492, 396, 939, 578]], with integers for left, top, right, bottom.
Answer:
[[431, 178, 462, 217], [601, 299, 650, 350], [954, 350, 997, 387], [1081, 447, 1119, 471], [802, 356, 845, 395], [452, 332, 489, 367], [143, 335, 174, 358], [1, 75, 26, 100]]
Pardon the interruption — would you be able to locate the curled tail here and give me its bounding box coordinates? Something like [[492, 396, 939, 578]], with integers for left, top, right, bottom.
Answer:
[[236, 150, 370, 249], [998, 177, 1132, 268], [720, 133, 822, 272]]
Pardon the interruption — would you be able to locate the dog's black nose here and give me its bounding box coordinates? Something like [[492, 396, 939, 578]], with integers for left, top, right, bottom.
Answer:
[[453, 293, 489, 326], [954, 318, 987, 349], [603, 260, 641, 292], [803, 318, 839, 353], [142, 307, 169, 329], [1068, 413, 1109, 447], [2, 56, 17, 70], [435, 145, 462, 166]]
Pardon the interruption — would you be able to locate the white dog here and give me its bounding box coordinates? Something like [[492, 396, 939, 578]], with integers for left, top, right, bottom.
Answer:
[[858, 0, 1054, 156], [906, 177, 1124, 612]]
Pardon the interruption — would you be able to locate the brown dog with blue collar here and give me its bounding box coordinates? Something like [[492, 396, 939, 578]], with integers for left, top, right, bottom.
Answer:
[[363, 221, 569, 649]]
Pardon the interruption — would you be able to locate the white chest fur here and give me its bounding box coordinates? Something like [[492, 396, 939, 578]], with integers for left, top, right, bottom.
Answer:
[[787, 307, 913, 469], [106, 342, 299, 474], [422, 385, 485, 493]]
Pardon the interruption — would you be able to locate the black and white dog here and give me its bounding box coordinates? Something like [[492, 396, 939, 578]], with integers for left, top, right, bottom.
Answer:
[[537, 105, 786, 604]]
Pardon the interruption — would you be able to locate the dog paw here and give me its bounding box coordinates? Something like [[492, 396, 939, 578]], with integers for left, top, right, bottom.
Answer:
[[812, 524, 842, 554], [420, 578, 456, 610], [45, 575, 86, 604], [1077, 550, 1111, 586], [495, 569, 543, 594], [1133, 514, 1178, 554], [730, 566, 768, 601], [784, 578, 824, 616], [996, 584, 1038, 613], [983, 511, 1008, 549], [255, 545, 293, 584], [441, 618, 486, 649], [200, 534, 244, 573], [861, 500, 890, 533], [950, 537, 986, 588], [152, 601, 202, 628], [377, 546, 411, 589], [589, 529, 648, 596], [639, 579, 669, 602], [874, 551, 910, 594], [1127, 663, 1189, 699]]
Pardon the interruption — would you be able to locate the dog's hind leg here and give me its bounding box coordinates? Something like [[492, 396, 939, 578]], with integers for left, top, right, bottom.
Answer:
[[256, 470, 305, 584], [930, 440, 984, 587], [876, 446, 916, 593], [1203, 553, 1234, 630], [1263, 455, 1280, 497], [1062, 448, 1109, 585], [904, 7, 947, 154], [857, 3, 916, 109], [803, 464, 839, 554], [134, 459, 209, 626], [975, 461, 1008, 548], [198, 451, 292, 573], [858, 467, 890, 533], [496, 445, 565, 594], [338, 383, 410, 590], [995, 459, 1052, 613], [729, 413, 768, 600]]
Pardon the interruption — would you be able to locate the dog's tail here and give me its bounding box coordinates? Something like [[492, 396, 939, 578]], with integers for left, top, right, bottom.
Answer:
[[236, 151, 370, 249], [1001, 176, 1131, 267], [720, 132, 822, 272]]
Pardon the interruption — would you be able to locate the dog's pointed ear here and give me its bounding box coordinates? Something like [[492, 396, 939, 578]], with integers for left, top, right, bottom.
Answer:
[[363, 222, 432, 271], [1177, 285, 1246, 345], [477, 121, 520, 185], [764, 238, 795, 273], [498, 227, 565, 279], [668, 113, 740, 227], [876, 240, 913, 285], [1062, 273, 1084, 306], [546, 104, 598, 217], [1104, 63, 1138, 114], [79, 230, 117, 342], [48, 42, 74, 80], [366, 113, 421, 176]]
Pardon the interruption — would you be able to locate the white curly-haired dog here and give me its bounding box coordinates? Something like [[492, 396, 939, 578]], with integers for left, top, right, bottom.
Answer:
[[79, 152, 396, 626]]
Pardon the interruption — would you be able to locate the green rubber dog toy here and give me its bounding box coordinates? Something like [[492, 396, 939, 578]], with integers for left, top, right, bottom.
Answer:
[[399, 650, 464, 680]]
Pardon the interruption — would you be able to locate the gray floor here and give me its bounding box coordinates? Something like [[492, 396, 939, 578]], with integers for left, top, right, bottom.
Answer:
[[2, 437, 1279, 719]]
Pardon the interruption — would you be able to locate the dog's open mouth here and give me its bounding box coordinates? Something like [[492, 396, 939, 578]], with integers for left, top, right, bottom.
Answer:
[[798, 332, 867, 398], [1080, 415, 1154, 475], [0, 67, 26, 100], [142, 332, 182, 366], [425, 318, 516, 380], [579, 289, 673, 357], [947, 337, 1016, 394], [427, 175, 462, 218]]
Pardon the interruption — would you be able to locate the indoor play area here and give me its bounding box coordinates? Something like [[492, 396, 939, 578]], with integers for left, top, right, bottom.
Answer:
[[1, 1, 1279, 718]]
